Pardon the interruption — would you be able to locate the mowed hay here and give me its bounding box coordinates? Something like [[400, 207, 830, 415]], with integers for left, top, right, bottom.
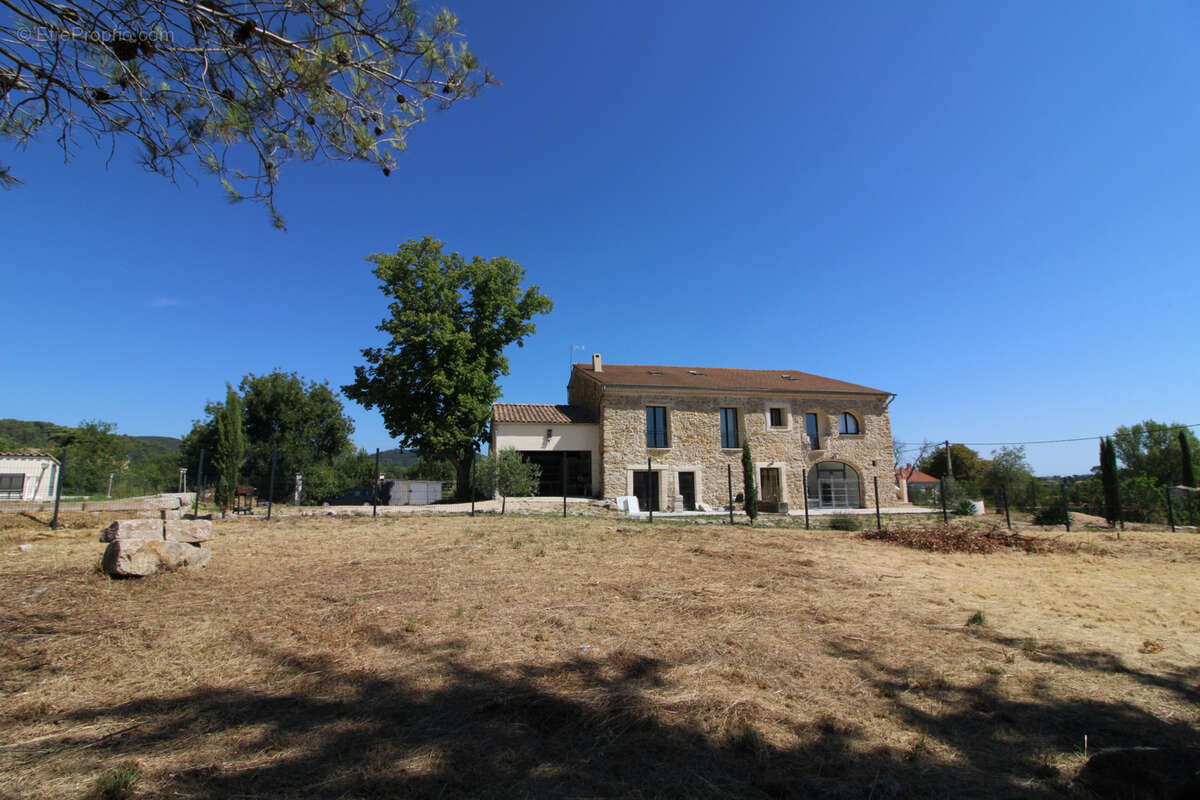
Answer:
[[1, 513, 1197, 798]]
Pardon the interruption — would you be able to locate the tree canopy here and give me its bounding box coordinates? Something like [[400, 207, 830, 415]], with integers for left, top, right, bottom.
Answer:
[[919, 443, 984, 482], [1, 0, 493, 226], [343, 236, 552, 497], [982, 445, 1032, 490], [1112, 420, 1200, 487], [181, 370, 357, 501]]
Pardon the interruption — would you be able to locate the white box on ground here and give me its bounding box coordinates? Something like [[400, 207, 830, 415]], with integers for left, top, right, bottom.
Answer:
[[616, 495, 639, 514]]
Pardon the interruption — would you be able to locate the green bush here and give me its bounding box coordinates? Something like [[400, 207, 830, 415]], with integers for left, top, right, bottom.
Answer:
[[827, 515, 861, 531], [1033, 499, 1068, 526], [954, 499, 977, 516]]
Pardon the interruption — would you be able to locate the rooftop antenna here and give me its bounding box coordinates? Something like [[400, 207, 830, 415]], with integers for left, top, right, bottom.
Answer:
[[570, 344, 585, 368]]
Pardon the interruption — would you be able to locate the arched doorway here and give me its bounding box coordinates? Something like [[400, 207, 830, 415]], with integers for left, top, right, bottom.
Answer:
[[808, 461, 862, 508]]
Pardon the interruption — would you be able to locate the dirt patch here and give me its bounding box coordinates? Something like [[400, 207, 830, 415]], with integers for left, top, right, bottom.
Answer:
[[1, 515, 1196, 798]]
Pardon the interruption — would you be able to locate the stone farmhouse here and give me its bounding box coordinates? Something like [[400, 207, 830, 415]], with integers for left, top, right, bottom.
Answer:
[[491, 355, 895, 512]]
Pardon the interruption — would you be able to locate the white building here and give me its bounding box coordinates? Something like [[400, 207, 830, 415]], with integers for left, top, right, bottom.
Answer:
[[0, 452, 61, 502]]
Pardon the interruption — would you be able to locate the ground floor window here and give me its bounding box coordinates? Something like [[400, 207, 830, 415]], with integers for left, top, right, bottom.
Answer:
[[808, 461, 861, 508], [517, 451, 592, 497], [0, 474, 24, 500]]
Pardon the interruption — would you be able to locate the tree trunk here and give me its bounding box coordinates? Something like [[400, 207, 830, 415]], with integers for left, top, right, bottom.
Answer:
[[451, 450, 476, 500]]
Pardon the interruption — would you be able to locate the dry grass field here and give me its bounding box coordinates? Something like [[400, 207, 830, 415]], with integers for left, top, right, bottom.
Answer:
[[1, 511, 1198, 799]]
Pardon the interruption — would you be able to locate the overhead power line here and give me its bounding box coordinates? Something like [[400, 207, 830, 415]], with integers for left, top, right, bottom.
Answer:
[[895, 422, 1200, 449]]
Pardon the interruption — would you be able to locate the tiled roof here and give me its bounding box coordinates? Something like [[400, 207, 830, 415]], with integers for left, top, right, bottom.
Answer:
[[896, 466, 939, 483], [0, 450, 58, 460], [572, 363, 889, 395], [493, 404, 597, 424]]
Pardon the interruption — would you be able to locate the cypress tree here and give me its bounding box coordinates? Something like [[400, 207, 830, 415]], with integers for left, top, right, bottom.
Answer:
[[741, 439, 758, 524], [213, 384, 246, 517], [1180, 431, 1196, 488], [1100, 437, 1122, 527]]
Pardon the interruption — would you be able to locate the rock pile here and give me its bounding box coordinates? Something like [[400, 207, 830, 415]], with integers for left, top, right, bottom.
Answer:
[[100, 518, 213, 577]]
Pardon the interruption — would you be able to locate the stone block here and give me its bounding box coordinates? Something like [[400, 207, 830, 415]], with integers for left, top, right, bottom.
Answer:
[[102, 539, 212, 577], [164, 519, 212, 543], [99, 519, 164, 543]]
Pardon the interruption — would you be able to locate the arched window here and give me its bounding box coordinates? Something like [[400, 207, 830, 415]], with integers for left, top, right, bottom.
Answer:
[[838, 412, 860, 435]]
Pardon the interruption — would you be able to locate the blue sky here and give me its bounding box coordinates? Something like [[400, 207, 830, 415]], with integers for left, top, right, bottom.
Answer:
[[4, 0, 1198, 476]]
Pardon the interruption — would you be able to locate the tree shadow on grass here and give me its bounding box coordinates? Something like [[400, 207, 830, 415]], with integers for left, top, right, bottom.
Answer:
[[18, 634, 1200, 799]]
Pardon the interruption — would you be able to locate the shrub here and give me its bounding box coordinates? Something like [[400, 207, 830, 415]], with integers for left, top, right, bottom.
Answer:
[[1033, 499, 1068, 526], [86, 761, 140, 800], [954, 499, 977, 516], [828, 515, 861, 531]]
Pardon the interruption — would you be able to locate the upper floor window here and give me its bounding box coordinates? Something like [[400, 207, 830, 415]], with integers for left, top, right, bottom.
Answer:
[[646, 406, 668, 448], [719, 407, 740, 448], [838, 412, 860, 435], [768, 407, 786, 428], [805, 413, 820, 449]]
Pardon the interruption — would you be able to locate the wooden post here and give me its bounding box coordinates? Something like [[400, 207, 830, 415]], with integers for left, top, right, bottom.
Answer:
[[802, 468, 810, 529], [873, 475, 881, 530], [727, 464, 734, 525], [939, 476, 948, 523], [945, 440, 953, 478]]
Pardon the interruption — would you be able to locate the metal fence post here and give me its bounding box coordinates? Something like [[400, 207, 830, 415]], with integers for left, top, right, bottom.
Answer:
[[373, 448, 380, 518], [562, 451, 568, 519], [802, 468, 809, 529], [1060, 479, 1070, 532], [728, 464, 734, 525], [939, 476, 948, 524], [470, 458, 476, 517], [1166, 486, 1176, 533], [873, 475, 881, 530], [647, 457, 653, 524], [1002, 484, 1011, 530], [50, 448, 67, 531], [193, 448, 205, 519], [266, 447, 277, 521]]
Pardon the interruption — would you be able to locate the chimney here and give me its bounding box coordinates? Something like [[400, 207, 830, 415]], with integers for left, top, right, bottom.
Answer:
[[592, 353, 602, 372]]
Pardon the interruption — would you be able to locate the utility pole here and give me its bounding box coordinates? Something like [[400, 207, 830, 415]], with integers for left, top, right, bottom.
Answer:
[[945, 440, 953, 478]]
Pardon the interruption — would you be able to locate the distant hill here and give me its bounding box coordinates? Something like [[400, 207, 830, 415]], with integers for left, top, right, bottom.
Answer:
[[0, 419, 180, 456]]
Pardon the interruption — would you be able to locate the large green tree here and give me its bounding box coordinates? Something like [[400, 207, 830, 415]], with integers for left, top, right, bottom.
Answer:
[[920, 443, 985, 482], [182, 370, 357, 502], [343, 236, 552, 498], [1, 0, 493, 226], [1112, 420, 1200, 487]]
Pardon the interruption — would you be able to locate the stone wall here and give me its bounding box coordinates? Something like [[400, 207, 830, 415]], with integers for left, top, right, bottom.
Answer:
[[598, 389, 893, 510]]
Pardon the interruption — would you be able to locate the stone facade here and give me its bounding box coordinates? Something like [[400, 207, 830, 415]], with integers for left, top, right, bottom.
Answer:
[[566, 369, 894, 511]]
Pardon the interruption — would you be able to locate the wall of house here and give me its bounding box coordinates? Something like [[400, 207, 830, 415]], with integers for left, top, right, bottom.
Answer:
[[598, 389, 893, 510], [0, 456, 59, 502], [492, 422, 601, 495]]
